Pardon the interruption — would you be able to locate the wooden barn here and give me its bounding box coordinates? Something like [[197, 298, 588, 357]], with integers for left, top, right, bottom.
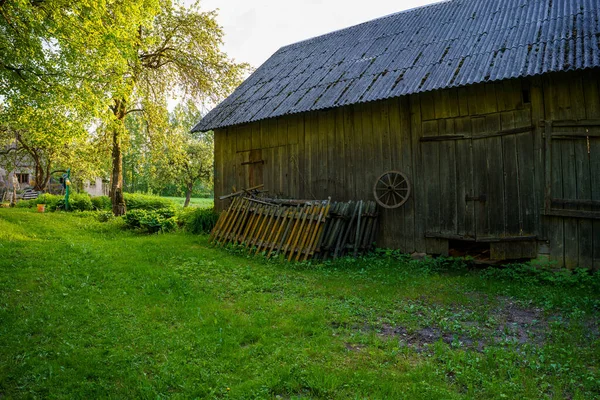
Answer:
[[193, 0, 600, 269]]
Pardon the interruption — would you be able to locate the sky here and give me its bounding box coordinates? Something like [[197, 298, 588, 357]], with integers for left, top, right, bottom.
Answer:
[[194, 0, 440, 69]]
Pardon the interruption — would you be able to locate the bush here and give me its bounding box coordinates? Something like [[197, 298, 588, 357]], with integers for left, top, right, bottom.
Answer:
[[15, 193, 63, 210], [91, 196, 111, 211], [97, 211, 114, 222], [179, 207, 219, 234], [123, 208, 177, 233], [67, 193, 93, 211], [123, 193, 176, 211]]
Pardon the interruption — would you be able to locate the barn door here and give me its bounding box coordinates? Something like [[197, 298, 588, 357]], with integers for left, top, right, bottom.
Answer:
[[543, 120, 600, 268], [421, 129, 536, 241], [236, 149, 264, 190]]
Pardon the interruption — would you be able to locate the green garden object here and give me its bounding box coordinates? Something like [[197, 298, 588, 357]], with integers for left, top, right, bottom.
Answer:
[[64, 168, 71, 211]]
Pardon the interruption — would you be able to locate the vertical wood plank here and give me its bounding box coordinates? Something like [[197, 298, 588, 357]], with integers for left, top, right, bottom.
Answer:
[[353, 104, 366, 199], [455, 117, 474, 238], [410, 94, 427, 252], [334, 108, 346, 201], [571, 74, 593, 269], [529, 77, 546, 242], [399, 97, 416, 252], [501, 112, 521, 236], [343, 106, 356, 200], [485, 114, 505, 237], [471, 116, 489, 237], [583, 71, 600, 270], [361, 104, 376, 201]]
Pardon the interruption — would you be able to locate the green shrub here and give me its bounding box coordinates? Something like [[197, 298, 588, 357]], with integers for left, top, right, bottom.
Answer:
[[123, 193, 176, 211], [97, 211, 114, 222], [15, 193, 63, 210], [15, 199, 34, 208], [123, 208, 177, 233], [68, 193, 93, 211], [179, 207, 219, 234], [91, 196, 111, 211], [37, 193, 62, 210]]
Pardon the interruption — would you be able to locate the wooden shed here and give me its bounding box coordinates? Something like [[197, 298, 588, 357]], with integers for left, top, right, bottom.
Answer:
[[193, 0, 600, 269]]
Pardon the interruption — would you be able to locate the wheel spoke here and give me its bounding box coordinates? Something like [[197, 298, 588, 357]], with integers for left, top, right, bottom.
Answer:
[[384, 192, 393, 205], [391, 173, 399, 187], [393, 191, 406, 201], [388, 191, 397, 205]]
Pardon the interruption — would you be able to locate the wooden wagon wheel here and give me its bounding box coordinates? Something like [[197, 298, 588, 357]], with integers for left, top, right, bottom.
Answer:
[[373, 171, 411, 209]]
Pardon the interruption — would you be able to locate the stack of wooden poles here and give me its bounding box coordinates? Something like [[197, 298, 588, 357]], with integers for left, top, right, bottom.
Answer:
[[210, 196, 379, 261]]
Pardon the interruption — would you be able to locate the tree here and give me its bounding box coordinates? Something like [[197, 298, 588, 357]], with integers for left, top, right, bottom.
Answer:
[[1, 0, 159, 191], [0, 101, 91, 191], [149, 103, 213, 207], [105, 1, 247, 215]]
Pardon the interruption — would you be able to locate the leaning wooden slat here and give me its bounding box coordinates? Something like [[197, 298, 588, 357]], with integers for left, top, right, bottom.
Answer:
[[319, 202, 339, 257], [288, 204, 314, 261], [362, 202, 377, 250], [295, 204, 321, 262], [257, 206, 283, 255], [278, 206, 301, 257], [237, 202, 256, 245], [297, 203, 322, 260], [222, 197, 244, 245], [353, 201, 364, 257], [209, 198, 232, 242], [324, 202, 349, 259], [210, 197, 234, 243], [291, 204, 314, 258], [304, 199, 331, 261], [241, 203, 263, 246], [209, 209, 227, 243], [219, 184, 264, 200], [250, 204, 275, 250], [227, 198, 251, 246], [335, 201, 358, 259], [315, 202, 338, 260], [360, 202, 373, 250], [282, 205, 304, 258], [268, 207, 292, 258], [224, 197, 248, 245], [214, 197, 240, 245], [315, 203, 336, 253], [234, 199, 254, 244]]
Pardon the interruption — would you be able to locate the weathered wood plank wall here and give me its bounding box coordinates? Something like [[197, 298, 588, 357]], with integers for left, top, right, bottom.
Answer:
[[213, 70, 600, 269]]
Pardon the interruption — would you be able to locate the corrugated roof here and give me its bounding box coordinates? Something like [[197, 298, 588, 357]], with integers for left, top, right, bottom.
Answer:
[[193, 0, 600, 132]]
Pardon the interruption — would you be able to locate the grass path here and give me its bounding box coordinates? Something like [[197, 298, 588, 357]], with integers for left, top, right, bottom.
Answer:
[[0, 209, 598, 398]]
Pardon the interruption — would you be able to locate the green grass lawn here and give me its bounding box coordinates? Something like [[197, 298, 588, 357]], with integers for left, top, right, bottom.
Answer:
[[162, 196, 214, 208], [0, 209, 599, 399]]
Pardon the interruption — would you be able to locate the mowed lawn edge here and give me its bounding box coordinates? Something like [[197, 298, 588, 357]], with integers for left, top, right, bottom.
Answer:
[[0, 209, 598, 399]]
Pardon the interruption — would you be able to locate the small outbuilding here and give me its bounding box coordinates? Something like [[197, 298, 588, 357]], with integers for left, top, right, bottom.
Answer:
[[193, 0, 600, 269]]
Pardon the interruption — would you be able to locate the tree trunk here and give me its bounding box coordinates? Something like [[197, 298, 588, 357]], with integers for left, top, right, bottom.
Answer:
[[183, 182, 193, 208], [110, 99, 127, 216], [110, 128, 126, 215]]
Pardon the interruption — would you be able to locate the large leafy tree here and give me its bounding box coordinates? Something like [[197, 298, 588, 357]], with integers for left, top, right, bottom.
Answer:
[[148, 103, 213, 207], [1, 1, 245, 213], [106, 1, 247, 215], [0, 0, 159, 191]]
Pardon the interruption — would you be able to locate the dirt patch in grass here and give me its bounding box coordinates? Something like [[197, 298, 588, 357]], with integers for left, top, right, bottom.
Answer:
[[332, 295, 553, 351], [492, 298, 546, 345]]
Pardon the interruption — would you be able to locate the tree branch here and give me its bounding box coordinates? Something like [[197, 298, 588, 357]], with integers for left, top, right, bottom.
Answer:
[[125, 108, 144, 115]]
